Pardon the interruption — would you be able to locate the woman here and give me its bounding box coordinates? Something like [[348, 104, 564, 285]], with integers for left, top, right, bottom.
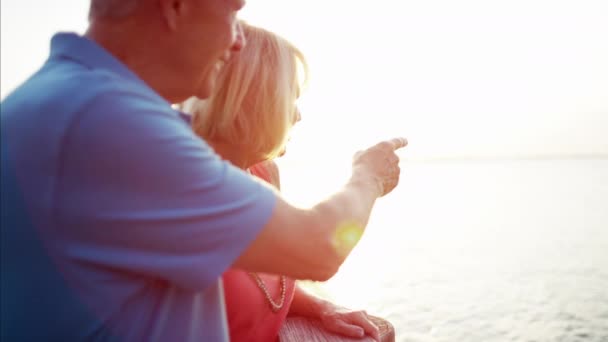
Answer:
[[183, 22, 381, 342]]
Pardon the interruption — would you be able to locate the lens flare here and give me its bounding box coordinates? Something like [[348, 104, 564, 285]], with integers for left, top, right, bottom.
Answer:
[[331, 221, 363, 256]]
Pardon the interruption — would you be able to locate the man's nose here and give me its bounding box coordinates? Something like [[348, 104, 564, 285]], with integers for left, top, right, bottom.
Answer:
[[231, 22, 246, 52]]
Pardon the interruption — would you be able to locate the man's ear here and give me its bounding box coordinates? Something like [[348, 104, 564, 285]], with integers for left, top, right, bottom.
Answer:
[[159, 0, 186, 31]]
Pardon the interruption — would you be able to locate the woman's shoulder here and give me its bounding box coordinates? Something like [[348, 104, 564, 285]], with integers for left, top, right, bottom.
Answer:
[[249, 160, 280, 189]]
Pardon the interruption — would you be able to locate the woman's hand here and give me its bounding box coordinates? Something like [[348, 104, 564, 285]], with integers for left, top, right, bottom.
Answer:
[[352, 137, 407, 197], [317, 302, 380, 341]]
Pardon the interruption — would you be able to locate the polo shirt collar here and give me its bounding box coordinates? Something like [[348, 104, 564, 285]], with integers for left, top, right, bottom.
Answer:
[[49, 32, 147, 87]]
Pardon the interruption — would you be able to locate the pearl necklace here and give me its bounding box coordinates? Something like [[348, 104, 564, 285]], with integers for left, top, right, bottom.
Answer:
[[248, 273, 287, 313]]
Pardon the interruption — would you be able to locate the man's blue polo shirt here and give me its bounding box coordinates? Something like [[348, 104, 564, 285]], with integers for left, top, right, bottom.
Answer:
[[1, 33, 276, 341]]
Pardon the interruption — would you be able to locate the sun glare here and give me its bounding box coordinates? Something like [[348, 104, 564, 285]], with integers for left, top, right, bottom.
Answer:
[[238, 0, 608, 312], [2, 0, 607, 338]]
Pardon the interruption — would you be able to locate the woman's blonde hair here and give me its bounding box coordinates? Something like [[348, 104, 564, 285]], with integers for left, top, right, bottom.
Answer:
[[187, 22, 308, 161]]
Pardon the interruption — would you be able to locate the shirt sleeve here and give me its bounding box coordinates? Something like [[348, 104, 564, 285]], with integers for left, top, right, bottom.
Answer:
[[55, 91, 277, 291]]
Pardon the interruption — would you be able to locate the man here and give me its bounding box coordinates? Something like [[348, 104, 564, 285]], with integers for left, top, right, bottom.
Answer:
[[0, 0, 406, 340]]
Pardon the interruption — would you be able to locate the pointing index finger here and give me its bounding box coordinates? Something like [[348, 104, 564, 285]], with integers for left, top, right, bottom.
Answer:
[[388, 137, 408, 150]]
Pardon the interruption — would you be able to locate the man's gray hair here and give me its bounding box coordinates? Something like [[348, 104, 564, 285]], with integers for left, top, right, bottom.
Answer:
[[89, 0, 140, 19]]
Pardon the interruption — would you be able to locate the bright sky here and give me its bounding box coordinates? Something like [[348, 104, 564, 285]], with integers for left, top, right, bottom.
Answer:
[[2, 0, 608, 160]]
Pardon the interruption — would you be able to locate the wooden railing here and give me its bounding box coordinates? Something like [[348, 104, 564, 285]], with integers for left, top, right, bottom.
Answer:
[[279, 315, 395, 342]]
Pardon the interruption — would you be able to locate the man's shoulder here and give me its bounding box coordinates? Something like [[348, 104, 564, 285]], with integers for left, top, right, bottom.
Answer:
[[1, 59, 178, 166], [3, 60, 162, 120], [47, 62, 163, 109]]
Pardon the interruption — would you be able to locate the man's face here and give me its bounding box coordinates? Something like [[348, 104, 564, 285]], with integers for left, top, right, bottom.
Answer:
[[175, 0, 246, 100]]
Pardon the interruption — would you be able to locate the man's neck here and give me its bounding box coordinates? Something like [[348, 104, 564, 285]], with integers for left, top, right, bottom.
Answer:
[[85, 20, 178, 103]]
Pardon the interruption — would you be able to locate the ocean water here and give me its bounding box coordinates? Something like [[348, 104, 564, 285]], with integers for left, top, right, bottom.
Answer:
[[281, 158, 608, 342]]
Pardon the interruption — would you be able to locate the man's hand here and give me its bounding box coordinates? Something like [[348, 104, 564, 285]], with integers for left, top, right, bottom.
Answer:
[[352, 137, 408, 197], [318, 302, 381, 341]]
